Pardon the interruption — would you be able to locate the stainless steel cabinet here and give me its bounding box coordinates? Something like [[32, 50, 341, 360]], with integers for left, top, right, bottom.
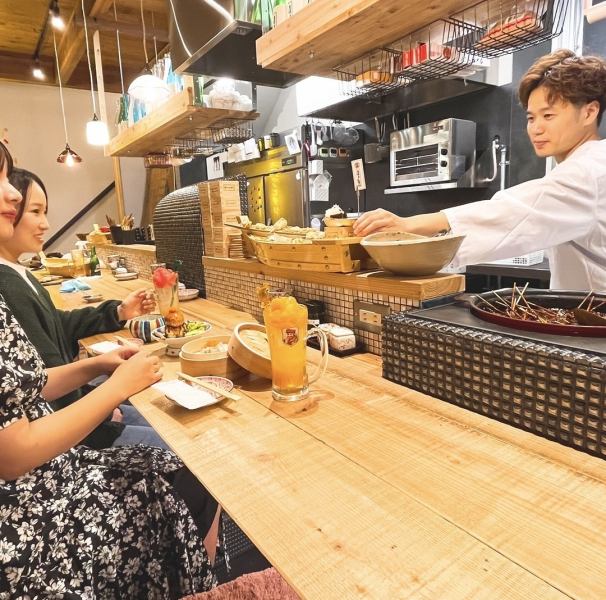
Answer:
[[265, 169, 306, 227], [247, 176, 265, 224]]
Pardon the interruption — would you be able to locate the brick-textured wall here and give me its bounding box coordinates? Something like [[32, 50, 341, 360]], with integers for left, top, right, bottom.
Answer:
[[204, 265, 421, 355], [96, 244, 156, 281]]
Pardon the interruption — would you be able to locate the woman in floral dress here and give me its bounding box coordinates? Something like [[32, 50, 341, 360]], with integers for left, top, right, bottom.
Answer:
[[0, 141, 215, 598]]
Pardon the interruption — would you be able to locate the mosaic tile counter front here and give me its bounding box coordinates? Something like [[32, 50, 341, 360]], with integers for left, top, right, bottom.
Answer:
[[202, 261, 464, 356]]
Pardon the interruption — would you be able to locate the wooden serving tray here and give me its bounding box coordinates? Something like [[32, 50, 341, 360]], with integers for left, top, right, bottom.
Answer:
[[250, 236, 374, 273]]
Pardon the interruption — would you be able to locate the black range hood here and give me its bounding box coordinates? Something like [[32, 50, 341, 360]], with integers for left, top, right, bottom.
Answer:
[[169, 0, 301, 88]]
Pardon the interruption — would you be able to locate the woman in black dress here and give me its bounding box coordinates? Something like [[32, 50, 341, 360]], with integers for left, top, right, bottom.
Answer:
[[0, 142, 215, 598]]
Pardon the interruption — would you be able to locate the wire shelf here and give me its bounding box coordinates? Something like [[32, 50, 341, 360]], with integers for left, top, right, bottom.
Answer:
[[453, 0, 569, 58], [391, 19, 480, 81], [334, 48, 410, 99], [211, 122, 254, 145], [166, 138, 217, 157]]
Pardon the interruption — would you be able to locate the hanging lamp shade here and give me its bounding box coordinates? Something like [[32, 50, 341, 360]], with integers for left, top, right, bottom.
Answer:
[[57, 143, 82, 167], [86, 114, 110, 146], [128, 73, 170, 104]]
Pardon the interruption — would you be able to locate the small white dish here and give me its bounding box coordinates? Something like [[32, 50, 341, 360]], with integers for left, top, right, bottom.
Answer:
[[89, 341, 122, 355], [115, 272, 138, 281], [83, 293, 103, 303]]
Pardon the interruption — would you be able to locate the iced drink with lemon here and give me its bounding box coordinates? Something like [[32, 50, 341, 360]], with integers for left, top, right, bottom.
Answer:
[[263, 295, 310, 401]]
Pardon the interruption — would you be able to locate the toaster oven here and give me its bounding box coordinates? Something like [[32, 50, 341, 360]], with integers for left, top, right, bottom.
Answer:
[[390, 118, 476, 187]]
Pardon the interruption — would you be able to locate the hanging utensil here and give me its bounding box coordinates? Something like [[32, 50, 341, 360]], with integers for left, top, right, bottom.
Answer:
[[309, 121, 318, 157], [315, 123, 323, 146]]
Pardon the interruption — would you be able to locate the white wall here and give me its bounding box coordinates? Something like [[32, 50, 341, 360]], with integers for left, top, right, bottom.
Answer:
[[0, 81, 145, 253]]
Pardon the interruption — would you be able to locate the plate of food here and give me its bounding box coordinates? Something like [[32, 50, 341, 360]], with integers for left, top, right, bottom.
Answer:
[[323, 204, 357, 227], [151, 320, 212, 355]]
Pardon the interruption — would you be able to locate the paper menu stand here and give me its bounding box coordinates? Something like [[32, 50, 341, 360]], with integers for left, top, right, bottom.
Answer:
[[351, 158, 366, 213]]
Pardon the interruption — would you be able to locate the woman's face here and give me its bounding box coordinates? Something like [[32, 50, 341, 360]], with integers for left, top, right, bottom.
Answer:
[[526, 85, 599, 161], [0, 165, 22, 242], [8, 181, 49, 254]]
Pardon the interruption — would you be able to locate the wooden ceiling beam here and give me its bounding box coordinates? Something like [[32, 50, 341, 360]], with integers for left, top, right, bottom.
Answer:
[[73, 15, 169, 42], [0, 51, 55, 85], [56, 0, 93, 84]]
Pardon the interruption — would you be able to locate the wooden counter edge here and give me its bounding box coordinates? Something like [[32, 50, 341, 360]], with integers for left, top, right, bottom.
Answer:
[[202, 257, 464, 301]]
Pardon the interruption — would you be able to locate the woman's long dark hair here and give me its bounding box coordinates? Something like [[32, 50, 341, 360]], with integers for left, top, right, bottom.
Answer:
[[0, 141, 13, 176], [9, 168, 48, 225]]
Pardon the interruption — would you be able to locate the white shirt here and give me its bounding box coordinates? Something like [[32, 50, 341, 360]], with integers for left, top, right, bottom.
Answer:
[[443, 139, 606, 291], [0, 257, 39, 294]]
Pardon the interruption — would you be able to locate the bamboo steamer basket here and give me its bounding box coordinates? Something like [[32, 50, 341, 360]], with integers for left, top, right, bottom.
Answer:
[[228, 323, 272, 379], [179, 335, 246, 379]]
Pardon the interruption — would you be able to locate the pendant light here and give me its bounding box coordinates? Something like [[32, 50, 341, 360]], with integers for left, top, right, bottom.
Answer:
[[81, 0, 109, 145], [49, 0, 65, 31], [127, 0, 169, 105], [52, 31, 82, 166], [32, 55, 45, 80]]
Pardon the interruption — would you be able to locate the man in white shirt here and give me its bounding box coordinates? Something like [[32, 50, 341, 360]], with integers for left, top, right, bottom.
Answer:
[[354, 50, 606, 292]]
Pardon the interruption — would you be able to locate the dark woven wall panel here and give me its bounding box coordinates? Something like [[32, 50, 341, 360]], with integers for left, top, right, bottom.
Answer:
[[383, 314, 606, 460], [153, 185, 206, 295]]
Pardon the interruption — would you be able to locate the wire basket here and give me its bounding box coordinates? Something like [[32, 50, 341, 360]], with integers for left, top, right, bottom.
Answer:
[[211, 122, 254, 145], [453, 0, 569, 58], [334, 48, 410, 99], [166, 138, 217, 157], [391, 19, 480, 81]]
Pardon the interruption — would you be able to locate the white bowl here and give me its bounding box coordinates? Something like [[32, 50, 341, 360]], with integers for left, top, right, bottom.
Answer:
[[361, 232, 465, 276], [151, 321, 212, 356], [178, 288, 199, 301]]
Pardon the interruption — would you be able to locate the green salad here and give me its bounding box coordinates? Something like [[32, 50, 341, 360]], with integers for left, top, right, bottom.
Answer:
[[184, 320, 210, 336]]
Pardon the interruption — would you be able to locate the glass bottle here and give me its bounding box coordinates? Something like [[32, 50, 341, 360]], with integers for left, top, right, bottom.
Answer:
[[89, 246, 101, 276]]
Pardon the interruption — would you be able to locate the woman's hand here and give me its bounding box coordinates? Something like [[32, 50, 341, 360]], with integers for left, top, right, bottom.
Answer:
[[353, 209, 407, 236], [108, 351, 163, 398], [92, 346, 139, 375], [117, 288, 156, 321]]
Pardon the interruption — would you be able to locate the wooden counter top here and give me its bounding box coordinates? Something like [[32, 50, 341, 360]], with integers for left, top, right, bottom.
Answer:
[[62, 274, 606, 600], [203, 256, 465, 301], [99, 243, 156, 254]]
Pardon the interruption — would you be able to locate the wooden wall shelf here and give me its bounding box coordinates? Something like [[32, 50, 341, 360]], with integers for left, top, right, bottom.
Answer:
[[256, 0, 476, 77], [107, 88, 259, 157]]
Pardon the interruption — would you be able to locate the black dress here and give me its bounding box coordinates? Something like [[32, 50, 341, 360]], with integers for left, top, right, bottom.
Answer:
[[0, 297, 215, 598]]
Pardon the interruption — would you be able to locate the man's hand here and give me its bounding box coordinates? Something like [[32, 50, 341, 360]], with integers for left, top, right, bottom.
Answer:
[[116, 288, 156, 321], [353, 209, 406, 236]]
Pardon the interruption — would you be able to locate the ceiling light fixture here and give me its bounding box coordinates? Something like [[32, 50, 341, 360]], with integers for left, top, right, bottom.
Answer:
[[49, 0, 65, 31], [127, 0, 170, 105], [52, 30, 82, 167], [81, 0, 109, 145], [32, 57, 45, 80]]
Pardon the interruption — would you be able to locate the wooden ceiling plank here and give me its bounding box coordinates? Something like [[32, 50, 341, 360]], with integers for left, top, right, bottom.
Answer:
[[73, 15, 168, 42], [0, 51, 55, 84]]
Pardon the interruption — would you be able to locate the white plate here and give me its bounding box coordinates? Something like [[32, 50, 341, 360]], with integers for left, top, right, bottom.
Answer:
[[115, 272, 138, 281], [152, 380, 221, 410]]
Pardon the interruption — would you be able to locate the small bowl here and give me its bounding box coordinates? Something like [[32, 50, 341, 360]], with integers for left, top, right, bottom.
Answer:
[[180, 335, 245, 379], [178, 288, 199, 302], [128, 314, 165, 343], [361, 232, 465, 276], [191, 376, 234, 399]]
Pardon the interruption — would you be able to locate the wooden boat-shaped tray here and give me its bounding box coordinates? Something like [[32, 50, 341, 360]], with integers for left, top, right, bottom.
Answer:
[[248, 236, 375, 273], [470, 289, 606, 337]]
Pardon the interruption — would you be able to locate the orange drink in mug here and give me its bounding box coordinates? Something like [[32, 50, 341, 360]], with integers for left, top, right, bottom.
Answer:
[[263, 295, 329, 402]]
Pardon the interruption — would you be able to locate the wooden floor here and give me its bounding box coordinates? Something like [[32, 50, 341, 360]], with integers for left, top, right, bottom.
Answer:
[[52, 274, 606, 600]]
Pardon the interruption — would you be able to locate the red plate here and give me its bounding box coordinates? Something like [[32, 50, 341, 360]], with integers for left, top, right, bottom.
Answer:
[[469, 289, 606, 338]]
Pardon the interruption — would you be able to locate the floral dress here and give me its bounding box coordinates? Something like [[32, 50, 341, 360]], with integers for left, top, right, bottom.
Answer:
[[0, 298, 215, 599]]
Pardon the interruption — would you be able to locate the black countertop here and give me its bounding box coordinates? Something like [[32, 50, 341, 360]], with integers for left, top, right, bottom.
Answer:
[[408, 301, 606, 356]]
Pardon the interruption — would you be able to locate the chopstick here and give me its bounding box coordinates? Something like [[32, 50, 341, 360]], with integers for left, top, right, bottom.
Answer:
[[177, 371, 241, 401]]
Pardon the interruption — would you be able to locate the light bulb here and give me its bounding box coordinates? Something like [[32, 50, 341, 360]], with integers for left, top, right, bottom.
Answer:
[[32, 66, 45, 80], [65, 152, 75, 167], [86, 116, 110, 146], [50, 1, 65, 30]]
